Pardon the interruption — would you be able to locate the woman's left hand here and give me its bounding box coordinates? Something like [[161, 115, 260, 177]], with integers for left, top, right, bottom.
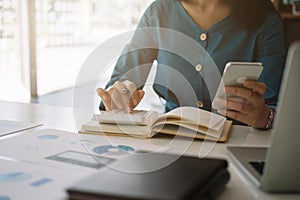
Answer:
[[216, 80, 270, 128]]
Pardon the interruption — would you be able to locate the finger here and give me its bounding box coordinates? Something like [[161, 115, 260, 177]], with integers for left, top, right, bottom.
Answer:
[[114, 82, 132, 110], [131, 90, 145, 107], [127, 97, 135, 113], [96, 88, 112, 111], [96, 87, 106, 99], [126, 90, 145, 112], [137, 90, 145, 100], [218, 109, 251, 125], [243, 80, 267, 96], [225, 86, 259, 104], [123, 80, 139, 105], [126, 90, 145, 113], [216, 97, 250, 114], [108, 86, 124, 110]]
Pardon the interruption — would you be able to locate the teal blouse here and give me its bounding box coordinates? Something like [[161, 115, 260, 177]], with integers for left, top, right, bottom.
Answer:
[[105, 0, 286, 113]]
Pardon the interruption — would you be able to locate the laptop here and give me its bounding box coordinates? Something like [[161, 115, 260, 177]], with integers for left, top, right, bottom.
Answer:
[[227, 41, 300, 192]]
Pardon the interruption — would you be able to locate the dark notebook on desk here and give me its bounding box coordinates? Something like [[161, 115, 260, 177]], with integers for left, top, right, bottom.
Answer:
[[67, 153, 230, 200]]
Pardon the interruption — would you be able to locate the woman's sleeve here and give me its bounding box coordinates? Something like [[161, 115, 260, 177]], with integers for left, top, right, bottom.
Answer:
[[255, 13, 286, 110], [104, 2, 159, 90]]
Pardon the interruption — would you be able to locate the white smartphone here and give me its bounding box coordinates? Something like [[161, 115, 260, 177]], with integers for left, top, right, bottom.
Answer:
[[212, 62, 263, 110]]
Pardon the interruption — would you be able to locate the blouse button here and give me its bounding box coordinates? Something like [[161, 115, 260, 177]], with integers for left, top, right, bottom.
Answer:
[[195, 64, 202, 72], [197, 101, 204, 108], [200, 33, 207, 41]]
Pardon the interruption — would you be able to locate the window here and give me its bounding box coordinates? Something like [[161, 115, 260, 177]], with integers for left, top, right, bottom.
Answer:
[[35, 0, 153, 95], [0, 0, 29, 101], [0, 0, 153, 101]]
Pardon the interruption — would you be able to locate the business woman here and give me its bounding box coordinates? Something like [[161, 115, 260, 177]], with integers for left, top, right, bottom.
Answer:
[[97, 0, 286, 129]]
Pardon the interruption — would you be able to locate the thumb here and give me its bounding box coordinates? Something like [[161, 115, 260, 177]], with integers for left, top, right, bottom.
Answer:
[[97, 88, 108, 100], [96, 88, 112, 111]]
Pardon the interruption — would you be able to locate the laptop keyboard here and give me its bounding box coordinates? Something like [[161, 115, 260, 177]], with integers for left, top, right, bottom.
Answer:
[[249, 161, 265, 175]]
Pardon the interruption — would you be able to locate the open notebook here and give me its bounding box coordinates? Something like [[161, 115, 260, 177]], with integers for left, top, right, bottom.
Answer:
[[79, 106, 232, 142]]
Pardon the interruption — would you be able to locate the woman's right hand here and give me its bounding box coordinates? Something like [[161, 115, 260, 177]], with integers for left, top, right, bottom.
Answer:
[[97, 80, 145, 113]]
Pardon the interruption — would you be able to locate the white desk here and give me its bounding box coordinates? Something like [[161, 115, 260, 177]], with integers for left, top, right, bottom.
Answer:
[[0, 100, 299, 200]]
